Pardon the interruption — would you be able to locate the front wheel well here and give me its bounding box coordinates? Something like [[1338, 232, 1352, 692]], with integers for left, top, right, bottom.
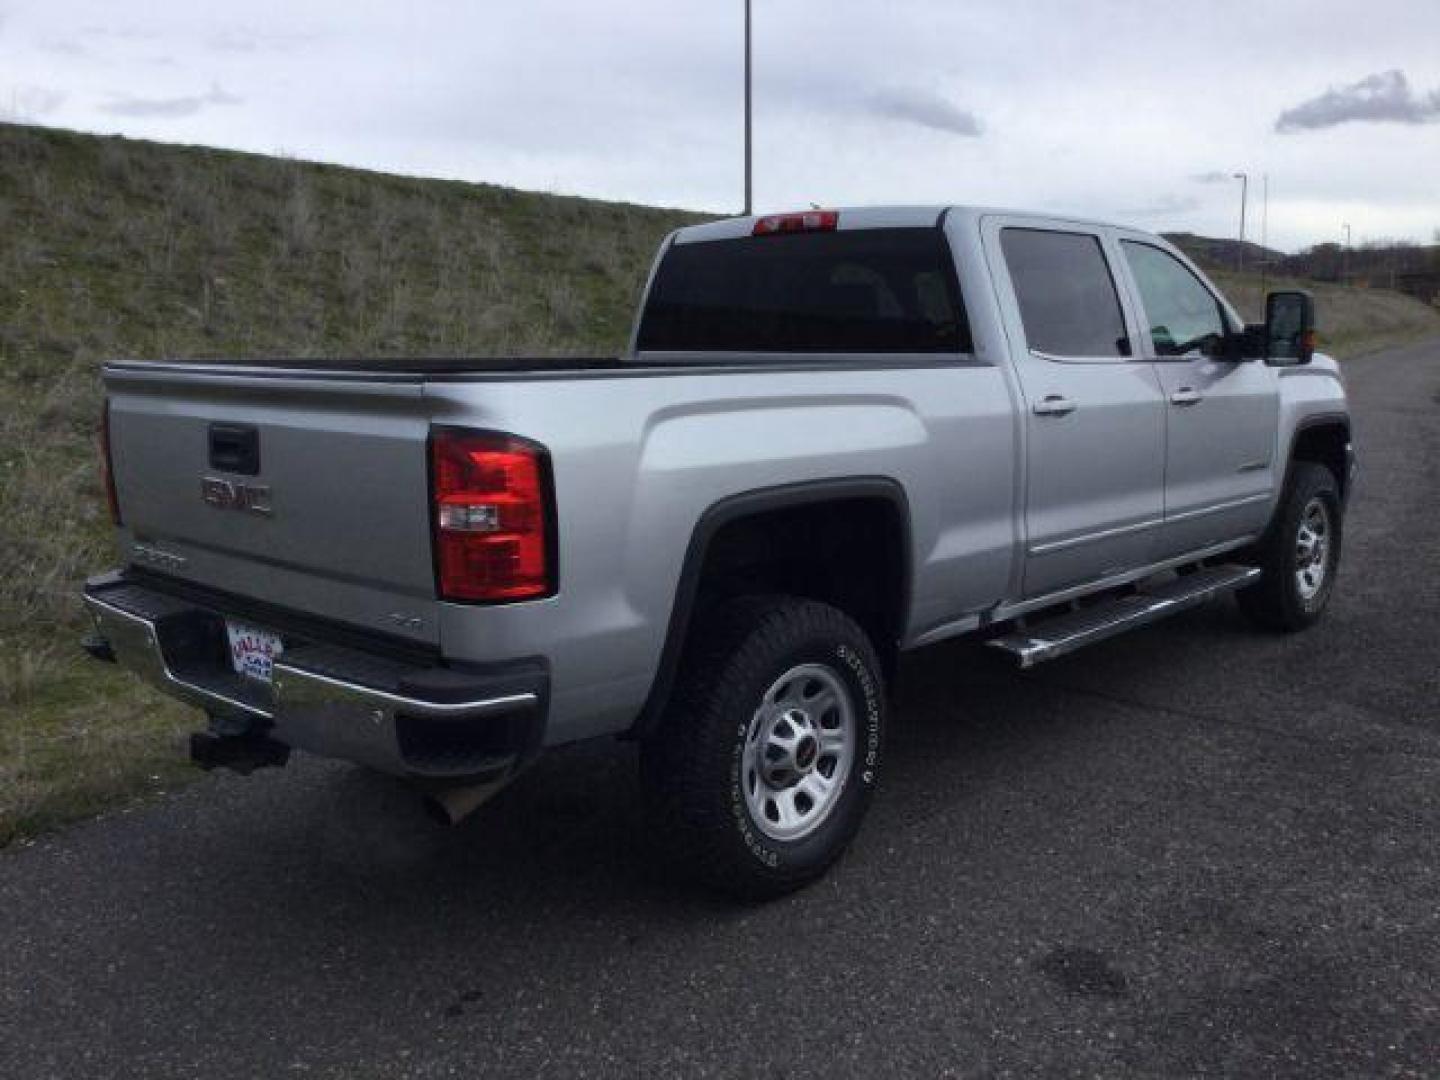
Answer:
[[1289, 419, 1351, 500]]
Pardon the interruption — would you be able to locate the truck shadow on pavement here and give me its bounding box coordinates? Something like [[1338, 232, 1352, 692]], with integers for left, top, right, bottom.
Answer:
[[15, 594, 1427, 1075], [260, 599, 1261, 914]]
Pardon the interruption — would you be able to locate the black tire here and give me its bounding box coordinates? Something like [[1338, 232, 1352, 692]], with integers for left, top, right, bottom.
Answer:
[[641, 596, 885, 900], [1237, 461, 1343, 632]]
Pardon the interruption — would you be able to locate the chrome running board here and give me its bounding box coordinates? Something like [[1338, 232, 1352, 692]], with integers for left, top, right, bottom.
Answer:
[[986, 564, 1261, 668]]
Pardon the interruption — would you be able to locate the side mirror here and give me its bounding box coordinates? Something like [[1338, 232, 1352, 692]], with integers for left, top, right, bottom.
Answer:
[[1265, 290, 1316, 365], [1232, 324, 1267, 361]]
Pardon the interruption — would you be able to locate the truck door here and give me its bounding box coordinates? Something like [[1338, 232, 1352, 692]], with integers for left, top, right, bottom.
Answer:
[[1114, 238, 1279, 557], [986, 219, 1167, 597]]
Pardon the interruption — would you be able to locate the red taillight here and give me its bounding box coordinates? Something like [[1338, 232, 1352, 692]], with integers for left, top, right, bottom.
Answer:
[[430, 429, 554, 602], [99, 400, 122, 526], [752, 210, 839, 236]]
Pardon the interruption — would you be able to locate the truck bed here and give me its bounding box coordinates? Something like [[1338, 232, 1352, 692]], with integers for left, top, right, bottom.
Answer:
[[105, 353, 963, 387], [106, 355, 625, 377]]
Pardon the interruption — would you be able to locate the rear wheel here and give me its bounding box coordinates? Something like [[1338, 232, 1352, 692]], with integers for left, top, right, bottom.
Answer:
[[1238, 462, 1343, 631], [641, 596, 885, 900]]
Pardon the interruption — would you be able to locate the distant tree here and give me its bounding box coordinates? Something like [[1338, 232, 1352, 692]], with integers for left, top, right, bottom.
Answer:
[[1297, 242, 1344, 282]]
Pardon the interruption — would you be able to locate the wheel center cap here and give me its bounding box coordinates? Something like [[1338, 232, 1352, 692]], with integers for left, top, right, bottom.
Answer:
[[759, 708, 820, 787], [795, 734, 818, 771]]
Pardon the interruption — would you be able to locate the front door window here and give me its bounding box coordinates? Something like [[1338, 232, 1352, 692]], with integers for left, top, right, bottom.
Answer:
[[1121, 241, 1229, 358]]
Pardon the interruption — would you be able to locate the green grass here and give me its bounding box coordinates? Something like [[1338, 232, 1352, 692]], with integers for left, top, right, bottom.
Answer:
[[0, 663, 194, 844], [0, 121, 701, 843], [2, 120, 1437, 844]]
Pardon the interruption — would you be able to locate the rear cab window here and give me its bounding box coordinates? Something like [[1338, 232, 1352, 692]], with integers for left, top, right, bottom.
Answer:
[[1000, 228, 1131, 359], [635, 227, 970, 356]]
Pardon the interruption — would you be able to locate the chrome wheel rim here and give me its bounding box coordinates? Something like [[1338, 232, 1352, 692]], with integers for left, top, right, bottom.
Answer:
[[742, 663, 855, 842], [1294, 497, 1331, 600]]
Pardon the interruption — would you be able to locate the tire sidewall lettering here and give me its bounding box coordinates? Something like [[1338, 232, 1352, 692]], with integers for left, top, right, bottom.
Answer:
[[729, 731, 781, 868], [835, 643, 882, 787]]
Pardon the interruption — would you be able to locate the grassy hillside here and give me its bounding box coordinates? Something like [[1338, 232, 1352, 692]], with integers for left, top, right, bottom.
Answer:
[[0, 122, 701, 843], [1, 121, 1437, 844], [1209, 270, 1440, 357], [1166, 234, 1440, 351]]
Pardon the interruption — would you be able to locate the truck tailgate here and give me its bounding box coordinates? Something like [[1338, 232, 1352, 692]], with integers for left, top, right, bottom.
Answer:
[[104, 365, 441, 646]]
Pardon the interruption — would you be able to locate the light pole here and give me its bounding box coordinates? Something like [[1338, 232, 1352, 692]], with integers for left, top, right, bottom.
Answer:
[[743, 0, 752, 215], [1341, 222, 1351, 283], [1232, 172, 1248, 274], [1259, 174, 1269, 295]]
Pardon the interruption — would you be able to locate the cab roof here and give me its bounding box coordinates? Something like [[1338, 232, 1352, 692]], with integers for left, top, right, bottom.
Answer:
[[672, 205, 1132, 245]]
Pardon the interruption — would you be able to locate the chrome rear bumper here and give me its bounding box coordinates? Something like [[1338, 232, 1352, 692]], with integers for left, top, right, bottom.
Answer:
[[83, 572, 546, 780]]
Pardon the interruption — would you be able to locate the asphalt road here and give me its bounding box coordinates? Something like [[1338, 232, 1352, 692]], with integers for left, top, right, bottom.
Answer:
[[4, 342, 1438, 1078]]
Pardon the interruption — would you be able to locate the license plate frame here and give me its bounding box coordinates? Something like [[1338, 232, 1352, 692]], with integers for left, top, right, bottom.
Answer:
[[225, 621, 284, 684]]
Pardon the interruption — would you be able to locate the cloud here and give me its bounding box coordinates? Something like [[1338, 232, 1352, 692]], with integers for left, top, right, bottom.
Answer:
[[77, 25, 161, 42], [207, 28, 320, 54], [0, 85, 66, 121], [101, 83, 241, 118], [1121, 194, 1201, 217], [863, 87, 982, 137], [39, 39, 88, 57], [1276, 69, 1440, 131]]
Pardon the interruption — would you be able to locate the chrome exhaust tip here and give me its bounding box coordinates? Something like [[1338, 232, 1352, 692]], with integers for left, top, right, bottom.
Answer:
[[421, 775, 511, 826]]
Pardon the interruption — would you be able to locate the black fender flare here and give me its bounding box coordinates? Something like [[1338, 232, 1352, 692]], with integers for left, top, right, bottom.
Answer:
[[627, 476, 913, 739], [1279, 411, 1353, 507]]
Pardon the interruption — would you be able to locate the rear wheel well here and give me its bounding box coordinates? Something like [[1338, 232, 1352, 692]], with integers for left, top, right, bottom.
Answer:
[[1290, 420, 1350, 499], [691, 497, 907, 663], [631, 486, 910, 737]]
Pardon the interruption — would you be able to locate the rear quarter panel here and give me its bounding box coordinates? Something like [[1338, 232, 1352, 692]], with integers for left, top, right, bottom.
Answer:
[[424, 361, 1017, 745]]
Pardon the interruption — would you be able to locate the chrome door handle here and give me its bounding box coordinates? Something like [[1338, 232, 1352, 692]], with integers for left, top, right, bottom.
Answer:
[[1032, 394, 1077, 416], [1170, 387, 1203, 406]]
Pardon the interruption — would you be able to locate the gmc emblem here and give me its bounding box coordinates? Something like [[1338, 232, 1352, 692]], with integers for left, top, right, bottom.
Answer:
[[200, 476, 273, 516]]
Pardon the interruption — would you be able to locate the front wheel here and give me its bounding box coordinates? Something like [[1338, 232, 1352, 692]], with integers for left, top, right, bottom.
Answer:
[[641, 596, 886, 900], [1237, 461, 1343, 632]]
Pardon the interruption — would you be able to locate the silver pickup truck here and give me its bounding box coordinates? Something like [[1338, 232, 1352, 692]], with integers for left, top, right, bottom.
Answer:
[[85, 206, 1353, 897]]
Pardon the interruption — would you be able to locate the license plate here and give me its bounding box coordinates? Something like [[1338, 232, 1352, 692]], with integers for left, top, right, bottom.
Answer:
[[225, 621, 283, 683]]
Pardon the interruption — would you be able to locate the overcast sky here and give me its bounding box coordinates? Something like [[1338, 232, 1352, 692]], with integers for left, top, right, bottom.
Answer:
[[3, 0, 1438, 252]]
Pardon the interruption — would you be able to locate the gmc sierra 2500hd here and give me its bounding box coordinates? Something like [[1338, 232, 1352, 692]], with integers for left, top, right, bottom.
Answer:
[[84, 206, 1353, 897]]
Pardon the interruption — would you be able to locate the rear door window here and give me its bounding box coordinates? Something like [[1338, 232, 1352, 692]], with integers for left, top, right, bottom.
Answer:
[[1000, 228, 1130, 359], [635, 228, 970, 354]]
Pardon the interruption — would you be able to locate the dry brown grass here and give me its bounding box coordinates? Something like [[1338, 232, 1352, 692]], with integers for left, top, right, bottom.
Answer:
[[1211, 271, 1440, 357]]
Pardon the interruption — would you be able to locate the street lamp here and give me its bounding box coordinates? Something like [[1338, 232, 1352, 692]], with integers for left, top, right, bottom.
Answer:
[[1232, 172, 1248, 274], [1341, 222, 1351, 283], [743, 0, 752, 215], [1259, 174, 1269, 295]]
